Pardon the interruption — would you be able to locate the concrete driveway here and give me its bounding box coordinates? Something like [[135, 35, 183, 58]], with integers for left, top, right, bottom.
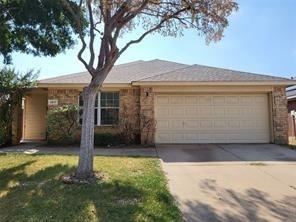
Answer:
[[157, 144, 296, 222]]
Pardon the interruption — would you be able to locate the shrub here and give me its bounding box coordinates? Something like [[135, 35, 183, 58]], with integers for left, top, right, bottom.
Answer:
[[140, 113, 157, 145], [118, 103, 140, 145], [94, 133, 120, 147], [46, 105, 79, 145]]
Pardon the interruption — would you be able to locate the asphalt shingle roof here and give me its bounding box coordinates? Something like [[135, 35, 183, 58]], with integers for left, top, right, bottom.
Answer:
[[138, 64, 289, 82], [38, 59, 290, 85], [39, 60, 188, 84]]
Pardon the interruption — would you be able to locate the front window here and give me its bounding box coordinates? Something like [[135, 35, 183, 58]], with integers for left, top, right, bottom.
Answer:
[[100, 92, 119, 125], [79, 92, 119, 125]]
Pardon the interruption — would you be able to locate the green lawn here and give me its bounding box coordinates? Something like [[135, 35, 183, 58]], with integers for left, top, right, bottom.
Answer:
[[0, 153, 181, 222]]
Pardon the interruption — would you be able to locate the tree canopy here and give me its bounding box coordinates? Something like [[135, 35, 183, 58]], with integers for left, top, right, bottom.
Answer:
[[62, 0, 238, 180], [63, 0, 238, 83], [0, 0, 84, 64]]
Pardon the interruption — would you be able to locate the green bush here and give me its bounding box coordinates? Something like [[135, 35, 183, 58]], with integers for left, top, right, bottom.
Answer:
[[0, 130, 3, 146], [46, 105, 79, 145], [94, 133, 120, 147]]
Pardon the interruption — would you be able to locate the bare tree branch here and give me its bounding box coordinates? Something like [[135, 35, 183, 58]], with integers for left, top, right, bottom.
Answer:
[[119, 6, 189, 56], [61, 0, 92, 74], [118, 23, 163, 56], [87, 0, 95, 68]]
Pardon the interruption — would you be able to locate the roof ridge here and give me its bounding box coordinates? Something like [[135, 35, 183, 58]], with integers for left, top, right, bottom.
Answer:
[[192, 64, 288, 80], [135, 64, 192, 82], [114, 60, 145, 68], [150, 59, 189, 66]]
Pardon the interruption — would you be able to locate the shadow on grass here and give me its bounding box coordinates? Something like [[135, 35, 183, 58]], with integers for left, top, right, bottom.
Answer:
[[0, 159, 180, 222], [182, 179, 296, 222]]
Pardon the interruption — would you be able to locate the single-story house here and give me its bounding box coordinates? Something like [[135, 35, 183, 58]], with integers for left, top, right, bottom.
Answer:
[[286, 86, 296, 112], [21, 59, 295, 145]]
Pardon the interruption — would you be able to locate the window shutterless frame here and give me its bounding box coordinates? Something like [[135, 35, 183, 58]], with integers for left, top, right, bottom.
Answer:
[[78, 91, 119, 126]]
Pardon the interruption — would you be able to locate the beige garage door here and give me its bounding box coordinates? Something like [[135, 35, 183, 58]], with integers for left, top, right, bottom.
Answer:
[[155, 94, 270, 143]]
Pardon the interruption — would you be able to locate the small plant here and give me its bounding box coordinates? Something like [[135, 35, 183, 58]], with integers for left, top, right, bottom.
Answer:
[[140, 113, 157, 145], [46, 105, 79, 145], [94, 133, 120, 147], [118, 103, 140, 145]]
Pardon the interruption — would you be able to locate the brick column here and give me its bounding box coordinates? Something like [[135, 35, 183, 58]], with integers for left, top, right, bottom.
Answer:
[[119, 88, 141, 142], [272, 86, 288, 144], [140, 87, 155, 145]]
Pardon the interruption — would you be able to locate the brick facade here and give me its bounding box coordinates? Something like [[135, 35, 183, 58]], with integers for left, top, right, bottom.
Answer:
[[47, 88, 119, 136], [119, 88, 140, 129], [118, 88, 141, 142], [272, 86, 288, 144], [48, 89, 80, 107], [140, 87, 155, 145], [46, 88, 142, 141], [38, 86, 289, 145]]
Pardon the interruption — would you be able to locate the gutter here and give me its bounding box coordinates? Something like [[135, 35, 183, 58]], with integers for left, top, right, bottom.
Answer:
[[132, 81, 296, 86]]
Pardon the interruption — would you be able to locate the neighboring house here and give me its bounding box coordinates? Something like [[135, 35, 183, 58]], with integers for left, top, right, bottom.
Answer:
[[22, 59, 294, 145], [286, 85, 296, 143], [286, 85, 296, 112]]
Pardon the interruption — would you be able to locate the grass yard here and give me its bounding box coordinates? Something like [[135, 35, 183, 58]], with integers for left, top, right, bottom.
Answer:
[[0, 153, 181, 222]]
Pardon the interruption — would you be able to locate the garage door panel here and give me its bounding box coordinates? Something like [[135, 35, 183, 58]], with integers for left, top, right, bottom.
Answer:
[[155, 94, 270, 144], [156, 107, 169, 117], [198, 107, 213, 117], [170, 96, 184, 104], [185, 96, 198, 104], [240, 96, 254, 105], [157, 120, 169, 130], [199, 96, 212, 105], [157, 96, 170, 104], [213, 108, 225, 118], [184, 120, 199, 129], [256, 120, 268, 129], [170, 120, 184, 129], [214, 120, 228, 128], [226, 96, 240, 105], [185, 107, 197, 117], [200, 120, 213, 128], [172, 133, 185, 143], [226, 108, 241, 117], [213, 96, 226, 105], [156, 133, 171, 143], [228, 120, 240, 128], [171, 107, 184, 117]]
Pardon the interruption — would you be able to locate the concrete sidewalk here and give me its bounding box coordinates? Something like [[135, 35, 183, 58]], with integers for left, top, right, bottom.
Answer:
[[0, 143, 157, 157]]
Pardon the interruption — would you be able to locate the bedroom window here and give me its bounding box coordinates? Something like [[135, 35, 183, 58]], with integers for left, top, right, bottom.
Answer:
[[79, 92, 119, 125]]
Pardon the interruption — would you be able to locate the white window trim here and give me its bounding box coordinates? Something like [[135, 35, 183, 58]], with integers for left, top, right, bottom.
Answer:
[[97, 92, 101, 126], [79, 91, 119, 126]]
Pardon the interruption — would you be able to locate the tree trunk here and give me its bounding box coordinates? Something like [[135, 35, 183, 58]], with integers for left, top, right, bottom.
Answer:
[[76, 86, 98, 179]]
